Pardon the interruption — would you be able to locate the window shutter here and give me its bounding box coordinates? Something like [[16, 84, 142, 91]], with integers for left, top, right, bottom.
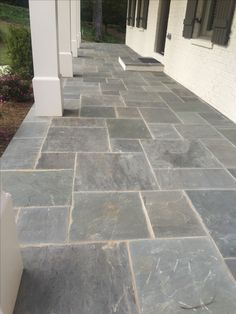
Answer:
[[127, 0, 132, 26], [131, 0, 137, 27], [141, 0, 150, 29], [136, 0, 142, 27], [212, 0, 236, 45], [183, 0, 198, 38]]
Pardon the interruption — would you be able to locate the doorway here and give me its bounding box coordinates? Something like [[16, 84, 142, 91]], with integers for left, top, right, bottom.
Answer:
[[155, 0, 171, 55]]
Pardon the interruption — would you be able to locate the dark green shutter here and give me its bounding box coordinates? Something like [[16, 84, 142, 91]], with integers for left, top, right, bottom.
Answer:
[[130, 0, 137, 26], [183, 0, 198, 38], [212, 0, 236, 45], [136, 0, 142, 27], [127, 0, 132, 26], [141, 0, 150, 29]]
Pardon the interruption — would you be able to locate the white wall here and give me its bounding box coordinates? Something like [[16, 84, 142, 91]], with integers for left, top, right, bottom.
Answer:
[[126, 0, 236, 123]]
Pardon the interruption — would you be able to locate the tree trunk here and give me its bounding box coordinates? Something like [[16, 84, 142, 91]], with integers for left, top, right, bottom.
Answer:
[[93, 0, 103, 42]]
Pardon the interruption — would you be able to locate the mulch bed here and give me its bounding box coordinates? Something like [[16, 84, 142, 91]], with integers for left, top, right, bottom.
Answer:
[[0, 100, 33, 156]]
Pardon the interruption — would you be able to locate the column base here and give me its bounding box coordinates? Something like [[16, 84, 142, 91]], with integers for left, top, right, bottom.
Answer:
[[33, 77, 63, 116], [59, 52, 73, 77], [71, 39, 78, 57]]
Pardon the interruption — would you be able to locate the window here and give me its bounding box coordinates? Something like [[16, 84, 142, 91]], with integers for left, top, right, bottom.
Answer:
[[136, 0, 150, 29], [183, 0, 236, 46], [155, 0, 171, 54], [127, 0, 137, 27]]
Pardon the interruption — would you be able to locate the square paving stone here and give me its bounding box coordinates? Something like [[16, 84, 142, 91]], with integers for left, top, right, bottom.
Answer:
[[75, 153, 158, 191], [14, 122, 49, 138], [36, 153, 75, 169], [218, 129, 236, 146], [51, 117, 105, 127], [1, 138, 43, 170], [14, 243, 137, 314], [149, 125, 181, 139], [228, 169, 236, 179], [187, 190, 236, 257], [80, 106, 116, 118], [139, 108, 181, 123], [42, 127, 109, 152], [175, 125, 223, 139], [70, 192, 150, 241], [141, 191, 205, 237], [155, 169, 236, 190], [107, 119, 151, 139], [141, 140, 221, 168], [17, 207, 69, 244], [225, 259, 236, 279], [111, 139, 143, 152], [201, 139, 236, 168], [116, 107, 140, 118], [129, 238, 236, 314], [81, 95, 124, 107], [2, 170, 73, 207]]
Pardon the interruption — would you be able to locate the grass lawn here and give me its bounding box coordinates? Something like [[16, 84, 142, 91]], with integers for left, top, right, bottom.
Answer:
[[0, 3, 29, 65]]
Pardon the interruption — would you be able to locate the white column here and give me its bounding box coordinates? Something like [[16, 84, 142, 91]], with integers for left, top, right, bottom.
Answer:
[[76, 0, 81, 48], [57, 0, 73, 77], [71, 0, 78, 57], [29, 0, 63, 116]]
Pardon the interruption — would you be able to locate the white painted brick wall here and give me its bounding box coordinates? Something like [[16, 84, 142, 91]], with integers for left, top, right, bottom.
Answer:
[[126, 0, 236, 122]]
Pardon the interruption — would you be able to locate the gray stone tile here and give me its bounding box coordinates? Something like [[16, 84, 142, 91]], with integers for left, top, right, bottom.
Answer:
[[14, 243, 137, 314], [125, 101, 167, 108], [122, 91, 163, 103], [199, 112, 235, 127], [23, 107, 51, 123], [17, 207, 69, 244], [83, 77, 106, 83], [149, 125, 181, 139], [64, 85, 100, 94], [228, 169, 236, 179], [42, 127, 109, 152], [225, 259, 236, 279], [2, 170, 73, 207], [116, 107, 140, 118], [141, 140, 221, 168], [63, 99, 80, 110], [155, 169, 236, 190], [107, 119, 152, 139], [140, 108, 181, 123], [75, 153, 158, 191], [36, 153, 75, 169], [14, 122, 49, 138], [168, 101, 216, 113], [81, 95, 124, 107], [51, 117, 105, 127], [218, 129, 236, 146], [159, 91, 183, 104], [63, 109, 79, 117], [143, 85, 170, 92], [187, 190, 236, 257], [201, 139, 236, 168], [110, 139, 143, 152], [172, 88, 195, 97], [176, 112, 209, 124], [100, 82, 127, 92], [130, 238, 236, 314], [175, 125, 223, 139], [70, 192, 150, 241], [102, 90, 120, 95], [1, 138, 43, 170], [141, 191, 205, 237], [80, 106, 116, 118]]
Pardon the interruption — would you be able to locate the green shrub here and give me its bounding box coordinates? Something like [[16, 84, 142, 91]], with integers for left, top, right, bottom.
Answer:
[[0, 28, 6, 44], [7, 25, 33, 78]]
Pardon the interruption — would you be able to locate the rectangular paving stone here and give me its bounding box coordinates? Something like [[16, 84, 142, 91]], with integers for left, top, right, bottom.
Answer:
[[70, 192, 150, 241], [36, 153, 75, 169], [42, 127, 109, 152], [141, 191, 205, 237], [141, 140, 221, 168], [225, 259, 236, 279], [116, 107, 140, 118], [172, 88, 195, 97], [149, 124, 181, 139], [110, 139, 143, 152], [199, 112, 235, 127], [14, 243, 137, 314], [159, 91, 183, 104], [175, 112, 209, 124], [139, 108, 181, 124], [100, 82, 127, 92], [125, 101, 167, 108], [107, 119, 152, 139], [168, 101, 215, 113], [155, 168, 236, 190], [122, 91, 163, 103], [2, 170, 73, 207], [17, 207, 69, 244], [14, 122, 49, 138], [80, 106, 116, 118], [75, 153, 158, 191], [51, 117, 105, 127], [201, 139, 236, 168], [81, 95, 124, 107], [187, 190, 236, 257], [175, 124, 223, 139], [129, 238, 236, 314], [218, 128, 236, 146], [1, 138, 43, 170]]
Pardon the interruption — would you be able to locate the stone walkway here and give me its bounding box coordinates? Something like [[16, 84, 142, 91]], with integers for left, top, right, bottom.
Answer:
[[2, 43, 236, 313]]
